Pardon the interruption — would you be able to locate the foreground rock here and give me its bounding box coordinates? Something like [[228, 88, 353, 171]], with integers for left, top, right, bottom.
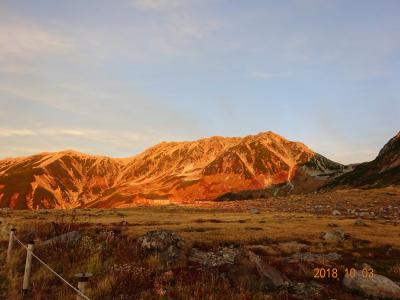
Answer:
[[343, 270, 400, 299], [249, 208, 260, 214], [290, 282, 327, 300], [137, 230, 185, 267], [321, 228, 345, 243], [42, 231, 81, 246], [227, 250, 287, 292], [354, 218, 368, 226], [189, 247, 239, 268], [246, 245, 279, 256], [288, 252, 341, 264], [277, 241, 309, 255]]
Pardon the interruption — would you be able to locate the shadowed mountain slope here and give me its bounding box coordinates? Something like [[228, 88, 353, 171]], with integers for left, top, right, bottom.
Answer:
[[327, 132, 400, 188]]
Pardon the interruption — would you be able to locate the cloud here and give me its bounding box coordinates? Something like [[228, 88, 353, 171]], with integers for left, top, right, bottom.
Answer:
[[0, 127, 182, 158], [0, 127, 174, 142], [246, 72, 287, 80], [0, 23, 75, 74], [132, 0, 183, 10], [0, 25, 73, 57], [0, 128, 36, 137]]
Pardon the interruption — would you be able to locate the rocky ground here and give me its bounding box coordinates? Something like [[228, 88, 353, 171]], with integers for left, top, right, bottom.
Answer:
[[0, 187, 399, 299]]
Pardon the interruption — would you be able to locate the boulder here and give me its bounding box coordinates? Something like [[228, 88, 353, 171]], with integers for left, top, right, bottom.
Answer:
[[332, 210, 341, 216], [354, 218, 368, 226], [290, 282, 327, 300], [343, 270, 400, 299], [42, 231, 81, 246], [249, 208, 260, 214], [289, 252, 341, 264], [246, 245, 279, 256], [137, 230, 185, 267], [277, 241, 308, 255], [188, 247, 239, 268], [227, 250, 287, 292], [358, 212, 370, 217], [322, 229, 345, 243]]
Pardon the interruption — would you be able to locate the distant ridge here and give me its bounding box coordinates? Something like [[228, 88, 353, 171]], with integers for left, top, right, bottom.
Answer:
[[0, 131, 364, 209]]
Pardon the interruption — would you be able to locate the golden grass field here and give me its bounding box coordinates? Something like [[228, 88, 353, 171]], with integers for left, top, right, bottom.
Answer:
[[3, 187, 399, 247], [0, 187, 399, 299]]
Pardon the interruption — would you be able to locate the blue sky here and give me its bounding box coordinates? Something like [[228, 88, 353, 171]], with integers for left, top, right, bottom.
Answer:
[[0, 0, 399, 163]]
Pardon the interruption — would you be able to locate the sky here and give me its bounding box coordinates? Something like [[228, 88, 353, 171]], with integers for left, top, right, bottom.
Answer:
[[0, 0, 399, 164]]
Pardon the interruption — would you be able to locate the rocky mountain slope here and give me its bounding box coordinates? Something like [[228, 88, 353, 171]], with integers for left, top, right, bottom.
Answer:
[[327, 132, 400, 188], [0, 151, 123, 209], [0, 131, 347, 209]]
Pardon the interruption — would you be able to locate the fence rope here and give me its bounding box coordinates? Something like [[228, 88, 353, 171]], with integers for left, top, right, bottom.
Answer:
[[13, 235, 90, 300]]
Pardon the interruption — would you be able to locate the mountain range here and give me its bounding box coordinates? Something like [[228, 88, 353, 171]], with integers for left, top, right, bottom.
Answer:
[[0, 131, 398, 209]]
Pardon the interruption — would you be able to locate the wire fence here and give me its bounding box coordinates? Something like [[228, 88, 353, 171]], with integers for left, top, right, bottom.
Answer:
[[10, 233, 90, 300]]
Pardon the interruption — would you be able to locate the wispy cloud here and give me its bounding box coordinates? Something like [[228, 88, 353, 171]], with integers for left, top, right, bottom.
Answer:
[[0, 127, 175, 142], [132, 0, 183, 10], [0, 23, 74, 73], [0, 127, 181, 158], [246, 72, 288, 80], [0, 25, 73, 57]]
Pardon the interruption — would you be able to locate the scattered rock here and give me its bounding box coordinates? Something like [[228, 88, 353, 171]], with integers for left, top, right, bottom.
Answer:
[[359, 212, 370, 217], [277, 241, 308, 255], [290, 281, 327, 300], [343, 270, 400, 299], [249, 208, 260, 214], [354, 218, 368, 226], [227, 250, 287, 292], [332, 210, 341, 216], [119, 220, 129, 226], [188, 247, 239, 268], [137, 230, 185, 267], [42, 231, 81, 246], [289, 252, 341, 263], [246, 245, 279, 256], [322, 229, 345, 243]]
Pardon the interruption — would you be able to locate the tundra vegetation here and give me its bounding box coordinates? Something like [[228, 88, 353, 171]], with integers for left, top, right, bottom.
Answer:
[[0, 187, 399, 299]]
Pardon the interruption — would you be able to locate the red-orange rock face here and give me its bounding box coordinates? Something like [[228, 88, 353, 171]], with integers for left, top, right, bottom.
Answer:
[[0, 131, 349, 209]]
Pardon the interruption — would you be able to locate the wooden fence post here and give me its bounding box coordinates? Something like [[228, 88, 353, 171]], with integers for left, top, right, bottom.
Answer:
[[6, 228, 15, 263], [22, 242, 34, 294], [75, 272, 92, 300]]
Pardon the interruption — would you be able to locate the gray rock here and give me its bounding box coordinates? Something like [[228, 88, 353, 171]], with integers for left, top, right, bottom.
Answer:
[[188, 247, 239, 268], [289, 252, 341, 263], [359, 212, 370, 217], [322, 228, 345, 243], [354, 218, 368, 226], [343, 270, 400, 299], [249, 208, 260, 214], [277, 241, 308, 255], [227, 250, 287, 292], [245, 245, 279, 256], [42, 231, 81, 246], [137, 230, 185, 267], [290, 282, 326, 300]]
